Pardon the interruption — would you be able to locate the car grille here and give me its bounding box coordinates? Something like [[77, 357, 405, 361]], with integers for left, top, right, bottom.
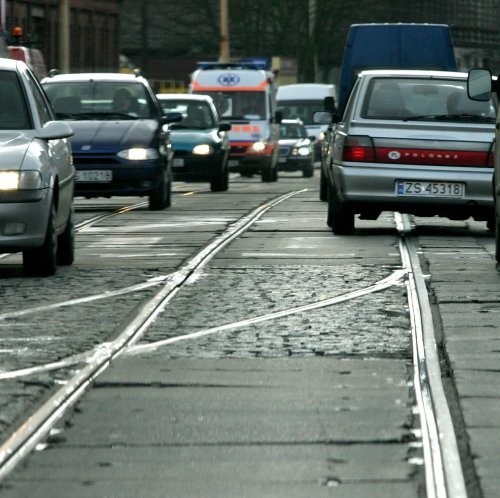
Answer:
[[279, 146, 291, 156]]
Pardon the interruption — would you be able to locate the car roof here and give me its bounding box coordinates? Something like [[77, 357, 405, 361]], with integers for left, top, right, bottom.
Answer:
[[357, 69, 469, 79], [156, 93, 214, 103], [0, 57, 26, 71], [42, 72, 148, 83]]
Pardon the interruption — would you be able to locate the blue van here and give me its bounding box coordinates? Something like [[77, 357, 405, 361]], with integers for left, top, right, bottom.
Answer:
[[338, 23, 457, 109]]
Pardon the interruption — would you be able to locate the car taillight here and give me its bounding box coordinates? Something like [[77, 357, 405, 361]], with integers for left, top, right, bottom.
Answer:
[[375, 146, 492, 167], [342, 136, 375, 162]]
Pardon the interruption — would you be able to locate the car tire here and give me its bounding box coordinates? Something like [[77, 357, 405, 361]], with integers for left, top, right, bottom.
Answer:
[[57, 206, 75, 265], [319, 166, 328, 201], [211, 162, 229, 192], [261, 164, 273, 182], [327, 181, 355, 235], [149, 169, 168, 210], [495, 215, 500, 263], [303, 162, 314, 178], [486, 215, 495, 232], [23, 203, 57, 277]]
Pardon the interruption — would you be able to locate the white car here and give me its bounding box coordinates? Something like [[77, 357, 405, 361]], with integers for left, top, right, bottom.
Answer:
[[0, 59, 74, 276], [318, 69, 496, 234]]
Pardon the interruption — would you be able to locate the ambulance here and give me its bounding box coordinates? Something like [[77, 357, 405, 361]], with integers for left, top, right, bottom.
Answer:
[[189, 61, 281, 182]]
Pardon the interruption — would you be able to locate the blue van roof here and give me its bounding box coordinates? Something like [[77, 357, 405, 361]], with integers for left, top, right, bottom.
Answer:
[[338, 23, 457, 108]]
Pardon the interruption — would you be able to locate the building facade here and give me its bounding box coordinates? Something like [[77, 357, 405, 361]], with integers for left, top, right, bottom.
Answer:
[[3, 0, 121, 73]]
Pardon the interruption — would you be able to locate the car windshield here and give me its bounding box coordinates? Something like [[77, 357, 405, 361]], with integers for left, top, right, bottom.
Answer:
[[0, 70, 30, 129], [194, 91, 266, 120], [159, 100, 216, 129], [361, 77, 497, 122], [277, 100, 323, 125], [280, 123, 307, 139], [43, 81, 154, 120]]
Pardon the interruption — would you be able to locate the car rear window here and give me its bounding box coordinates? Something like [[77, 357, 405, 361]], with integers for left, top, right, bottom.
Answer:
[[361, 77, 497, 121]]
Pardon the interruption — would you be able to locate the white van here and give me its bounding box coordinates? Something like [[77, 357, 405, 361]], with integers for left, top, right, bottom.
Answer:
[[190, 62, 281, 182], [276, 83, 336, 160]]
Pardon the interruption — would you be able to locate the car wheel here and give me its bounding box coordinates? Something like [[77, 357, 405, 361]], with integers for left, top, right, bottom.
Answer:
[[319, 165, 328, 201], [303, 161, 314, 178], [261, 164, 273, 182], [57, 206, 75, 265], [211, 162, 229, 192], [486, 215, 495, 232], [149, 169, 168, 210], [327, 181, 355, 235], [495, 216, 500, 263], [23, 203, 57, 277]]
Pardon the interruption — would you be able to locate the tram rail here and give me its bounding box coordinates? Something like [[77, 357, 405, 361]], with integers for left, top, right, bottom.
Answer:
[[0, 188, 468, 496]]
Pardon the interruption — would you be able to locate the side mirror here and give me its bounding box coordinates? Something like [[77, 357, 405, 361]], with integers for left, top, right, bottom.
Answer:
[[160, 111, 183, 126], [38, 121, 74, 140], [313, 110, 332, 125], [219, 121, 231, 132], [467, 68, 493, 101]]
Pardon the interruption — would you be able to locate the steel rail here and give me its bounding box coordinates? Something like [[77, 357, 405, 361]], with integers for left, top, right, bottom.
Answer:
[[0, 189, 306, 482], [396, 213, 467, 498]]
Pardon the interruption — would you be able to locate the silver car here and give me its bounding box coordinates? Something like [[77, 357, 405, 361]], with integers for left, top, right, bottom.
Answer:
[[320, 69, 496, 234], [0, 59, 74, 276]]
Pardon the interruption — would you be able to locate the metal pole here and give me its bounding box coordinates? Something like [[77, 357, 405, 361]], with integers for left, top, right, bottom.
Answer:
[[59, 0, 70, 72], [141, 0, 148, 75], [219, 0, 229, 63]]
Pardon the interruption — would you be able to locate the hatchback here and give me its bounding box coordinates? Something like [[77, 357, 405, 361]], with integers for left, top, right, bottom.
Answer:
[[42, 72, 181, 210], [157, 94, 231, 191], [0, 59, 74, 276], [318, 69, 496, 234]]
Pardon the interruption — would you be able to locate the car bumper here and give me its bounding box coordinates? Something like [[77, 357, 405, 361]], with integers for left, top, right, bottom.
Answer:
[[0, 189, 51, 250], [172, 152, 225, 181], [333, 161, 494, 216], [278, 156, 313, 171], [73, 159, 164, 197]]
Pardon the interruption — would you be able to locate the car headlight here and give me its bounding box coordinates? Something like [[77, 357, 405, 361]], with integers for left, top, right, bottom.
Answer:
[[250, 141, 266, 152], [117, 148, 159, 160], [0, 170, 42, 190], [318, 131, 326, 141], [292, 147, 311, 156], [192, 144, 213, 155]]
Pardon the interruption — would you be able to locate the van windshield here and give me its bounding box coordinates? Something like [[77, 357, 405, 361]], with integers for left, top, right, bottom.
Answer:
[[195, 91, 266, 120], [277, 100, 323, 125]]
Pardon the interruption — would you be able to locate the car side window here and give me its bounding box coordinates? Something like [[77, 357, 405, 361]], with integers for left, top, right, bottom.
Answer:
[[26, 71, 53, 124], [0, 70, 30, 129]]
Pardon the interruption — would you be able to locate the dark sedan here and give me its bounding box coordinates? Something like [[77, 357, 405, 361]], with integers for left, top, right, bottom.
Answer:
[[157, 94, 231, 191], [42, 72, 181, 210]]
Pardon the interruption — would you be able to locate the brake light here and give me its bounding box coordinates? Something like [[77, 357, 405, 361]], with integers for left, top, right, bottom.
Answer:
[[342, 136, 375, 162], [375, 147, 492, 167]]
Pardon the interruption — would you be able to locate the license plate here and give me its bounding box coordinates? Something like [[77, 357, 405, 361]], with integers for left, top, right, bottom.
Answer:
[[396, 181, 464, 197], [173, 158, 184, 167], [279, 157, 287, 163], [76, 170, 112, 183], [228, 159, 239, 167]]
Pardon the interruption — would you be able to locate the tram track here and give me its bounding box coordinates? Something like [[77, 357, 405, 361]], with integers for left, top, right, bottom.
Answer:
[[0, 189, 467, 496]]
